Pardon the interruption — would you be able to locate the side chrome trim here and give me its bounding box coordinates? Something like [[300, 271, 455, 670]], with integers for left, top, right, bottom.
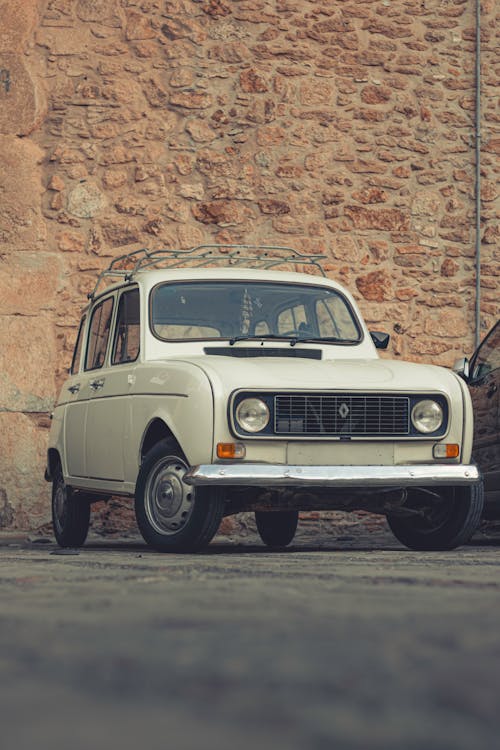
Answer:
[[184, 464, 480, 488]]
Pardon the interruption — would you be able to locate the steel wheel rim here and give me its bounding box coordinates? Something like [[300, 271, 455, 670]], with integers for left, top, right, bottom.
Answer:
[[144, 455, 194, 536], [53, 480, 67, 534]]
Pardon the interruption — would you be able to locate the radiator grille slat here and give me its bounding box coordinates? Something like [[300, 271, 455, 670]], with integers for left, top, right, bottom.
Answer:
[[274, 394, 410, 436]]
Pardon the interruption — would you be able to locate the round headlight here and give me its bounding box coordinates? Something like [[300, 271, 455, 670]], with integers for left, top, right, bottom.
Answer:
[[236, 398, 270, 433], [411, 399, 443, 434]]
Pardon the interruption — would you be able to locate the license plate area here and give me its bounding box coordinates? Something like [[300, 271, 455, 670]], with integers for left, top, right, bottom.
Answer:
[[286, 442, 395, 466]]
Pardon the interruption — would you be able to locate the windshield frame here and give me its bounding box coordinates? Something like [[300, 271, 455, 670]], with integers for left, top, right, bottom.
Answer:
[[148, 279, 364, 346]]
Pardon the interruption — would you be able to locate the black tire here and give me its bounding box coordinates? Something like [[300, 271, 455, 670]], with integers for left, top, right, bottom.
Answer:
[[387, 483, 484, 551], [255, 510, 299, 548], [52, 466, 90, 548], [135, 439, 224, 553]]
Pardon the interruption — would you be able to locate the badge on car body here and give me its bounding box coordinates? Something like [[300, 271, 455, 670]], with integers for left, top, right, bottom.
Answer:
[[338, 403, 350, 419]]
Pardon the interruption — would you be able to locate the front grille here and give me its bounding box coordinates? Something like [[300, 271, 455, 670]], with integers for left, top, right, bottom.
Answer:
[[274, 394, 410, 436]]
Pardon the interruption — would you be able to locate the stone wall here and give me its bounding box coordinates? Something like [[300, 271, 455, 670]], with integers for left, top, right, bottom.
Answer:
[[0, 0, 498, 530]]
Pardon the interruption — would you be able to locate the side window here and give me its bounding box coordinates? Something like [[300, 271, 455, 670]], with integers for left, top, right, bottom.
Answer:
[[70, 316, 86, 375], [277, 304, 307, 334], [316, 297, 359, 340], [112, 288, 140, 365], [85, 297, 114, 371]]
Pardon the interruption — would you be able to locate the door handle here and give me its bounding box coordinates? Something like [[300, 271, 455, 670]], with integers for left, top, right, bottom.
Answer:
[[487, 383, 497, 398], [90, 378, 105, 391], [68, 384, 80, 394]]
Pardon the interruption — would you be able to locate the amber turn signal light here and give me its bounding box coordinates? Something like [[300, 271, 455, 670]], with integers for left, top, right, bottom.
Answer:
[[433, 443, 460, 459], [217, 442, 246, 459]]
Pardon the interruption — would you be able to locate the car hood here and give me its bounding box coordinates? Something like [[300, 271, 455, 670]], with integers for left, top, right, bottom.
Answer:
[[169, 353, 459, 396]]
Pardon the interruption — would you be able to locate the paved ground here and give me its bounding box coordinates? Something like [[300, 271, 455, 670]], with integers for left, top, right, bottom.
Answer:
[[1, 516, 500, 750]]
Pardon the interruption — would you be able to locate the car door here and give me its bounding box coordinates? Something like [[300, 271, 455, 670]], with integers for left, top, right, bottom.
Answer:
[[85, 287, 140, 482], [469, 322, 500, 494], [64, 314, 93, 478], [70, 293, 114, 480]]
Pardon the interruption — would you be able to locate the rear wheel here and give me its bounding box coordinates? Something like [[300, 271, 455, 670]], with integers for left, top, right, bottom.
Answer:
[[135, 439, 224, 552], [255, 510, 299, 548], [387, 483, 484, 551], [52, 467, 90, 548]]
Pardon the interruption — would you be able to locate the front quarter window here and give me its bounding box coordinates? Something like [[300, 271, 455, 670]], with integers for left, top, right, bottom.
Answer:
[[70, 316, 86, 375]]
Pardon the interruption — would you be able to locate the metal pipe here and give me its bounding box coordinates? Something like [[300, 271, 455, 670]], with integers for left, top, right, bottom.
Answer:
[[474, 0, 482, 348]]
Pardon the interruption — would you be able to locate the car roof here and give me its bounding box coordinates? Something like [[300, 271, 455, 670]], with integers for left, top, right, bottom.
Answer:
[[88, 265, 352, 306]]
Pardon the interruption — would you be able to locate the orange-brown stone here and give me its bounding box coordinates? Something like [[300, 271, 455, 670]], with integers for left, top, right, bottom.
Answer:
[[345, 206, 410, 232], [0, 135, 46, 250], [0, 52, 44, 136], [192, 200, 251, 227], [355, 270, 393, 302], [240, 69, 268, 93]]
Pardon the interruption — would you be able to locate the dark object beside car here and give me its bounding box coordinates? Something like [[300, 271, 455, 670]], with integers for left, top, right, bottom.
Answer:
[[455, 321, 500, 517]]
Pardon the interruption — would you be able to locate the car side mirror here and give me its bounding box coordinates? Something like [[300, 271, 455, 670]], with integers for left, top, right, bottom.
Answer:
[[370, 331, 390, 350], [453, 357, 470, 380]]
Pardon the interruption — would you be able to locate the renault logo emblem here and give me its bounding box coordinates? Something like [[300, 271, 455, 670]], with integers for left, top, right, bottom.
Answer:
[[338, 403, 350, 419]]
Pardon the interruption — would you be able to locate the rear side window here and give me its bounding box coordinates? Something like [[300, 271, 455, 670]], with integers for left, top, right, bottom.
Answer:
[[316, 297, 360, 340], [112, 288, 140, 365], [277, 304, 307, 335], [85, 297, 114, 371], [70, 316, 86, 375]]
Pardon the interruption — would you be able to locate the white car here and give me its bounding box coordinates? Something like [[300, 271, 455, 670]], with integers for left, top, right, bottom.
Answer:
[[45, 245, 483, 552]]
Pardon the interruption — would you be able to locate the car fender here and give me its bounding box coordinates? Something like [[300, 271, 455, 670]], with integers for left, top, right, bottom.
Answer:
[[46, 405, 65, 479], [126, 360, 215, 483], [452, 370, 474, 463]]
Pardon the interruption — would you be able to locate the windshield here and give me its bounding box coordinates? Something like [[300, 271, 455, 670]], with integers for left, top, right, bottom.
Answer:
[[150, 281, 362, 344]]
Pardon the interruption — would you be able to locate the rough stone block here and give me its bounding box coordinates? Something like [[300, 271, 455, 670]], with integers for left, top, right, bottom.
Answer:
[[345, 206, 410, 232], [0, 135, 46, 249], [35, 26, 92, 56], [0, 52, 44, 136], [67, 181, 108, 218], [0, 315, 57, 412], [0, 412, 49, 530], [0, 0, 39, 51], [356, 270, 393, 302], [192, 200, 253, 227], [0, 252, 62, 315]]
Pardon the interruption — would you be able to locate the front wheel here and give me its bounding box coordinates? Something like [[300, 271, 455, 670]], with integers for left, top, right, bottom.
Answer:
[[135, 439, 224, 553], [387, 483, 484, 551], [255, 510, 299, 548], [52, 467, 90, 548]]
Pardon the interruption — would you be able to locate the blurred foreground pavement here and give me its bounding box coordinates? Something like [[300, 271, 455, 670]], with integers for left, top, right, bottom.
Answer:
[[1, 515, 500, 750]]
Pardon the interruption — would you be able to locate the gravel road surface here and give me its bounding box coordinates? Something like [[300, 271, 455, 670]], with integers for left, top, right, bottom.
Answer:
[[1, 517, 500, 750]]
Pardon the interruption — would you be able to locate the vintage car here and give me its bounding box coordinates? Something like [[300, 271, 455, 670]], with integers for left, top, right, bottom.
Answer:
[[45, 245, 483, 552], [455, 320, 500, 517]]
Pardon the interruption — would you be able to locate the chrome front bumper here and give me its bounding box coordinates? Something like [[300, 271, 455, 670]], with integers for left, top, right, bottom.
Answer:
[[184, 464, 480, 488]]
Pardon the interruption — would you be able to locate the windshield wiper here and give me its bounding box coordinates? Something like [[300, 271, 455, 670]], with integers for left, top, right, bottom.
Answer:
[[288, 336, 359, 347], [229, 334, 359, 347], [229, 334, 292, 346]]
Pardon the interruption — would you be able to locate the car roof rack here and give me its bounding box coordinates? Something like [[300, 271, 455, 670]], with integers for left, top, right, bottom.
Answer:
[[88, 244, 327, 299]]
